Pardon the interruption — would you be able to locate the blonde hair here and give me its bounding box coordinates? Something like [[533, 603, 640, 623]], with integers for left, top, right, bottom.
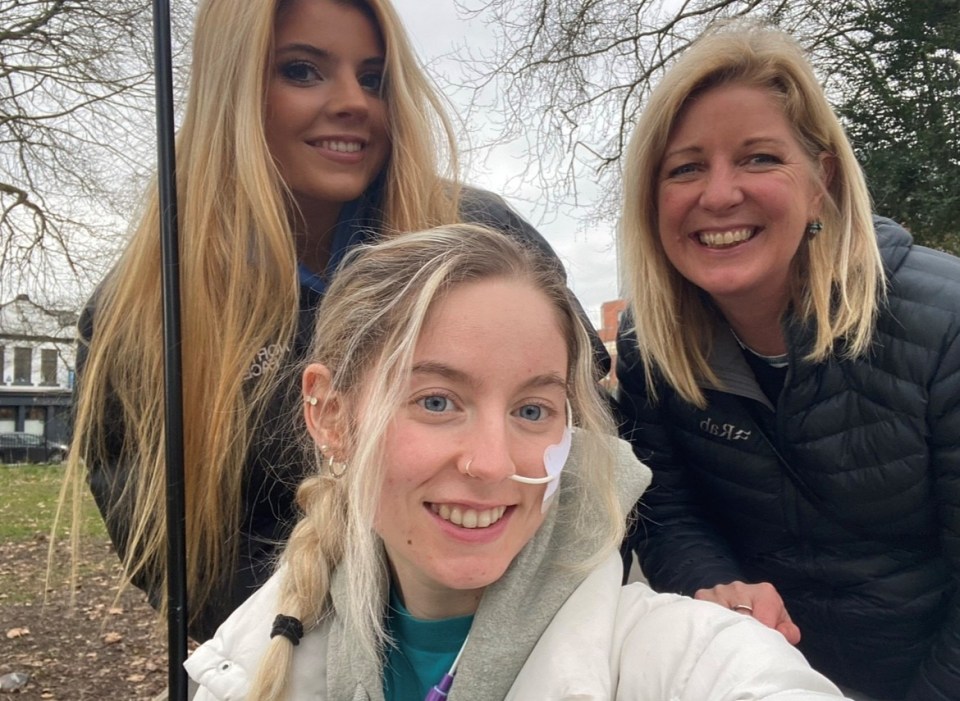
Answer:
[[620, 22, 884, 408], [62, 0, 462, 634], [247, 224, 624, 701]]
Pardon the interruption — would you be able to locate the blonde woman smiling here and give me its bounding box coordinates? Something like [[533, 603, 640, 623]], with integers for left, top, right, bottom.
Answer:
[[66, 0, 591, 643], [616, 23, 960, 701], [186, 224, 850, 701]]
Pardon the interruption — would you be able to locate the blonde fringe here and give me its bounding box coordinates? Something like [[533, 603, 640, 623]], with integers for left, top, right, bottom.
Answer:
[[620, 23, 884, 409]]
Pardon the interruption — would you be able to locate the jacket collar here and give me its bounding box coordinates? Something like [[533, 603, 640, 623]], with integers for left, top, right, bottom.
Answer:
[[698, 311, 820, 411], [701, 325, 772, 409]]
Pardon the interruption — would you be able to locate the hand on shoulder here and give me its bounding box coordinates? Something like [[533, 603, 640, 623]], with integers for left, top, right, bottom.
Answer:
[[695, 580, 802, 645]]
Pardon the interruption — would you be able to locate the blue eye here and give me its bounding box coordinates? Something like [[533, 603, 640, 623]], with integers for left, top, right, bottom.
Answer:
[[359, 71, 383, 94], [749, 153, 781, 165], [516, 404, 544, 421], [280, 61, 320, 83], [666, 163, 698, 178], [418, 395, 451, 413]]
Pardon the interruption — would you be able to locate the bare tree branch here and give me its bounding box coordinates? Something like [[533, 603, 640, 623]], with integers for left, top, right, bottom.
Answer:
[[453, 0, 959, 251], [0, 0, 194, 307]]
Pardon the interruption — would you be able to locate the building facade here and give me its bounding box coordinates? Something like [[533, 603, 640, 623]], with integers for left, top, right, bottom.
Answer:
[[598, 298, 627, 391], [0, 294, 77, 444]]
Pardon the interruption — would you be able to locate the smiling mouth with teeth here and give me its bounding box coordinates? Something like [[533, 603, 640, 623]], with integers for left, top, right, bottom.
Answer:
[[431, 503, 508, 529], [318, 140, 363, 153], [697, 228, 756, 248]]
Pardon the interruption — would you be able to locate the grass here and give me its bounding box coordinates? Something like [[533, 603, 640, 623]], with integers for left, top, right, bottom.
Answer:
[[0, 463, 106, 540]]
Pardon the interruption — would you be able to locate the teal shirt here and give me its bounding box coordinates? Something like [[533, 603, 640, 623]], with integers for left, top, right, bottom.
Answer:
[[383, 588, 473, 701]]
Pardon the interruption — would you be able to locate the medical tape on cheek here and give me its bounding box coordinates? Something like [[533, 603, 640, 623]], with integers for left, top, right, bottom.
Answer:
[[540, 424, 573, 511], [508, 400, 574, 512]]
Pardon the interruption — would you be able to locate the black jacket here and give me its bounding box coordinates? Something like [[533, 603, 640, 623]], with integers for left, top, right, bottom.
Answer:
[[617, 217, 960, 701], [79, 187, 608, 642]]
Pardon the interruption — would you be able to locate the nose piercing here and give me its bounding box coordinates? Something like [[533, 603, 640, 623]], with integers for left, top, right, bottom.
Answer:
[[460, 458, 477, 479]]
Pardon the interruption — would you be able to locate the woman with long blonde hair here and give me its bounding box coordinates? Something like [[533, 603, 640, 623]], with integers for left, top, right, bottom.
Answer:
[[66, 0, 584, 642], [185, 224, 849, 701]]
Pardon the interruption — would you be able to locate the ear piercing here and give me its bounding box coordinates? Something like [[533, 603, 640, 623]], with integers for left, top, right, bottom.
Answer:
[[304, 396, 318, 406], [319, 444, 348, 478]]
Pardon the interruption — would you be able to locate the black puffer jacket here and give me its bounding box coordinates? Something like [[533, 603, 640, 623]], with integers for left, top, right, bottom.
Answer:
[[617, 217, 960, 701], [79, 187, 608, 642]]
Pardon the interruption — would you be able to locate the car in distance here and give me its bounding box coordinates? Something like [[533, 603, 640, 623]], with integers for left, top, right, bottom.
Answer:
[[0, 432, 69, 464]]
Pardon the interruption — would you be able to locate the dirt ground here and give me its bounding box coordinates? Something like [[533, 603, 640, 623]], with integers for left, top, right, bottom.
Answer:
[[1, 535, 170, 700]]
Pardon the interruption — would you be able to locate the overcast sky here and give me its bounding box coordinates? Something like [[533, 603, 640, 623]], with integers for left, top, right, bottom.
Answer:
[[392, 1, 620, 325]]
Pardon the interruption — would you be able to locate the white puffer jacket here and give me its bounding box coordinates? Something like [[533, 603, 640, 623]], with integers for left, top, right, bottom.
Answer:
[[187, 436, 849, 700]]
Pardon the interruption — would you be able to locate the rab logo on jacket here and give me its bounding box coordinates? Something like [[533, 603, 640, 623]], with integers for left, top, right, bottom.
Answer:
[[699, 417, 752, 441]]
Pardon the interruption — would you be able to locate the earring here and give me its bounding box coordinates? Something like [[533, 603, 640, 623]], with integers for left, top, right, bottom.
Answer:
[[304, 396, 318, 406], [327, 455, 348, 478], [319, 444, 348, 478], [805, 219, 823, 238]]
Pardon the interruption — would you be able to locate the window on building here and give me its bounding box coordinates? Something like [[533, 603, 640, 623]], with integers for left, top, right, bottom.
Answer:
[[24, 406, 45, 436], [0, 407, 14, 433], [13, 347, 32, 385], [0, 345, 5, 384], [41, 349, 58, 386]]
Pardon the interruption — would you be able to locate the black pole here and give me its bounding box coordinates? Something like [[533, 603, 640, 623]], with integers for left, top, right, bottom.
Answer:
[[152, 1, 189, 699]]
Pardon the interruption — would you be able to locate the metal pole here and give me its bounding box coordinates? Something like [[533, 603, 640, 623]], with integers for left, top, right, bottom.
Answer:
[[151, 1, 189, 698]]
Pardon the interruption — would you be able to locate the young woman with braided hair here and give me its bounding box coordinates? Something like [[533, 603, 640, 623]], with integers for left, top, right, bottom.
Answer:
[[185, 224, 851, 701]]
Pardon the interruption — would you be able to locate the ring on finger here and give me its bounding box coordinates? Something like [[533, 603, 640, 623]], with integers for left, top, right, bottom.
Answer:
[[731, 603, 753, 614]]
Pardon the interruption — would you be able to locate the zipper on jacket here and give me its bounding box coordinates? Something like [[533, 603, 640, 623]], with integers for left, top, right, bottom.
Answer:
[[747, 401, 802, 539]]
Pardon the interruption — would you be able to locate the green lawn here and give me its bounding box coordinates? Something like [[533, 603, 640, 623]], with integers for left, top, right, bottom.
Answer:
[[0, 463, 106, 540]]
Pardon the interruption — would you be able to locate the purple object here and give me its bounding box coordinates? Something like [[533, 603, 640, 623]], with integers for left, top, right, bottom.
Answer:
[[424, 672, 456, 700], [424, 633, 468, 700]]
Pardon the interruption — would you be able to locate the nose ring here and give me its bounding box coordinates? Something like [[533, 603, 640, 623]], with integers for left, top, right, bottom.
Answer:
[[461, 458, 477, 479]]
